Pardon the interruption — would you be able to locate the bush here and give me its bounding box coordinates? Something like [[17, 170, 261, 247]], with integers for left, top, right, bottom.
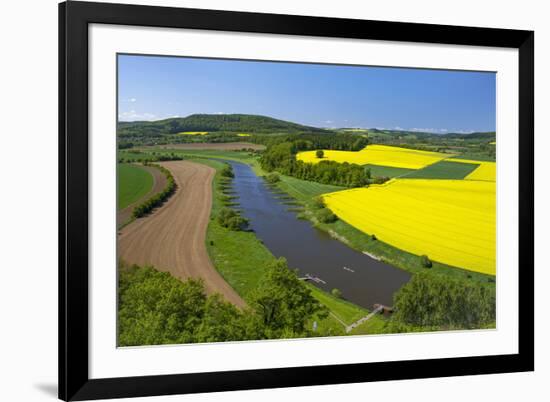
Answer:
[[420, 255, 432, 268], [132, 164, 176, 218], [312, 196, 325, 209], [317, 207, 338, 223], [371, 234, 377, 241], [392, 272, 496, 329], [221, 164, 234, 178], [331, 288, 343, 299], [316, 150, 324, 158], [265, 172, 280, 184], [218, 208, 249, 231]]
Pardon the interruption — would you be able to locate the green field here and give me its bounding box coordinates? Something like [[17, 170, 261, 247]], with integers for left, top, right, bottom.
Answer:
[[450, 153, 496, 162], [167, 147, 494, 285], [117, 163, 153, 210], [363, 164, 416, 178], [275, 175, 344, 201], [405, 160, 479, 179]]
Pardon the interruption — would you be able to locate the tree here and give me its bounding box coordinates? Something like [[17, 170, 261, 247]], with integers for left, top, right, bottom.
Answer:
[[218, 208, 249, 231], [248, 258, 328, 338], [221, 164, 234, 178], [392, 272, 495, 329], [316, 150, 324, 159], [331, 288, 343, 299], [420, 255, 432, 268], [265, 172, 280, 183], [317, 208, 338, 223]]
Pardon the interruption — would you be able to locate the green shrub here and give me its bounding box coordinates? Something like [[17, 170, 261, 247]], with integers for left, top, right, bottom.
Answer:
[[221, 164, 234, 178], [392, 272, 495, 329], [218, 207, 249, 231], [316, 150, 324, 158], [312, 196, 325, 209], [132, 164, 176, 218], [420, 255, 432, 268], [265, 172, 280, 184], [317, 208, 338, 223], [331, 288, 343, 299]]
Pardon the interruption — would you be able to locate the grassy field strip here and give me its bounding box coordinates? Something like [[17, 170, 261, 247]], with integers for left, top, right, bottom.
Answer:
[[363, 164, 416, 178], [405, 160, 480, 179], [275, 175, 344, 200], [447, 158, 496, 181], [322, 179, 496, 275], [117, 163, 154, 210], [190, 157, 381, 336], [297, 144, 451, 169]]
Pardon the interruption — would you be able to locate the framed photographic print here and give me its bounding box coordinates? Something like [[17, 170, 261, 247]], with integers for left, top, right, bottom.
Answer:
[[59, 1, 534, 400]]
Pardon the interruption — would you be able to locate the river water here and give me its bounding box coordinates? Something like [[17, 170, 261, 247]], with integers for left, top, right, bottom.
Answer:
[[228, 161, 411, 309]]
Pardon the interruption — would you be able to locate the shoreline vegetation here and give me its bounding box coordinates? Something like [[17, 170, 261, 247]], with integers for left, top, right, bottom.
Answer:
[[117, 114, 496, 342]]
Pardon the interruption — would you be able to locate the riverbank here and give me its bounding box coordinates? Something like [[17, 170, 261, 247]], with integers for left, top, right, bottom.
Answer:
[[191, 157, 390, 336], [126, 148, 493, 283]]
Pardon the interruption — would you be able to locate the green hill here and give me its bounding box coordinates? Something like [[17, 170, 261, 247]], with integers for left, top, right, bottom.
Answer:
[[118, 114, 330, 137]]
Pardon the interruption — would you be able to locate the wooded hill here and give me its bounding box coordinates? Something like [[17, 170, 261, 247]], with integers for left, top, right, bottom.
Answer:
[[118, 114, 331, 137]]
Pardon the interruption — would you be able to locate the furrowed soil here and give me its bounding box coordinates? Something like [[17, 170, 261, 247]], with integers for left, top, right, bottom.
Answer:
[[117, 160, 245, 307]]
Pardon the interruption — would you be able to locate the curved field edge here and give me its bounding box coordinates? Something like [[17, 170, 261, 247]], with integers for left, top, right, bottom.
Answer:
[[132, 147, 495, 284], [117, 163, 154, 210], [117, 163, 175, 229], [322, 180, 496, 275], [192, 157, 386, 336]]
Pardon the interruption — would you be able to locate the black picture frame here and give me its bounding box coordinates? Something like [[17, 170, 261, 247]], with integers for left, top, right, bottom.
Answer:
[[59, 1, 534, 400]]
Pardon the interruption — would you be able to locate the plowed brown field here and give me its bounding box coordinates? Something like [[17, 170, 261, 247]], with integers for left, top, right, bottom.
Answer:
[[118, 160, 245, 307]]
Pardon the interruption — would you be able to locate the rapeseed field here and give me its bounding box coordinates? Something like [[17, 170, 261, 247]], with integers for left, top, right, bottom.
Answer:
[[448, 159, 496, 181], [322, 179, 496, 275], [297, 144, 449, 169]]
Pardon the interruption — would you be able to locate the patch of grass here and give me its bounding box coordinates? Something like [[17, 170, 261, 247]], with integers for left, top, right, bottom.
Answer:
[[405, 160, 479, 179], [451, 153, 496, 162], [363, 164, 415, 178], [117, 163, 153, 210], [276, 175, 344, 202], [307, 284, 367, 324]]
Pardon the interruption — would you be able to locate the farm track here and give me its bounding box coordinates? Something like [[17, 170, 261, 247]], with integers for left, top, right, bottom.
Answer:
[[117, 164, 167, 226], [118, 160, 246, 308], [147, 142, 265, 151]]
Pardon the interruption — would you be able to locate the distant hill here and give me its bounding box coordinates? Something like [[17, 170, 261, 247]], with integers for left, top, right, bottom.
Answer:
[[118, 114, 330, 137]]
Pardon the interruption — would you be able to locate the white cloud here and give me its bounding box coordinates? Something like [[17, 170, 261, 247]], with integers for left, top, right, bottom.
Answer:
[[129, 98, 137, 103], [410, 127, 454, 134], [118, 110, 157, 121], [325, 120, 333, 124]]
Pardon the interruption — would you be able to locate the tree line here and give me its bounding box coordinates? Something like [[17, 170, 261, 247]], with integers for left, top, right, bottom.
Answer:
[[132, 164, 176, 218], [260, 141, 370, 187], [392, 272, 495, 329], [118, 258, 328, 346]]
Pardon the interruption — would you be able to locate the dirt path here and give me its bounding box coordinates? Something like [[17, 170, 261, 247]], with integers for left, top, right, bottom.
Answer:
[[117, 164, 167, 227], [118, 160, 245, 307], [146, 142, 265, 151]]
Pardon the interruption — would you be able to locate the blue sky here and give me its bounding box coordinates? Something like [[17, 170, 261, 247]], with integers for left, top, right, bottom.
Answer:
[[118, 54, 496, 133]]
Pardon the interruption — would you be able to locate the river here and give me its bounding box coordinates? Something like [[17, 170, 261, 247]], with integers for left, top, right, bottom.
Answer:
[[227, 161, 411, 309]]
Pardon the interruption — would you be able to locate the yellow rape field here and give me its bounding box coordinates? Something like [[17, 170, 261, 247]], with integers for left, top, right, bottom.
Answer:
[[448, 159, 496, 181], [177, 131, 208, 135], [322, 179, 496, 275], [297, 144, 450, 169], [237, 133, 251, 137]]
